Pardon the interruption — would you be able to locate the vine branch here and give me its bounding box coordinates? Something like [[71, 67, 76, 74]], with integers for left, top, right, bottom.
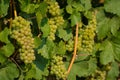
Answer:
[[67, 23, 78, 75], [10, 57, 23, 72]]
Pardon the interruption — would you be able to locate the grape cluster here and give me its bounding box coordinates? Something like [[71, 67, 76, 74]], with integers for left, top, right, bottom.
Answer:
[[66, 39, 74, 52], [50, 55, 67, 80], [81, 24, 95, 53], [47, 2, 60, 16], [78, 13, 96, 53], [53, 16, 64, 27], [11, 16, 35, 64], [46, 1, 64, 41], [88, 70, 106, 80]]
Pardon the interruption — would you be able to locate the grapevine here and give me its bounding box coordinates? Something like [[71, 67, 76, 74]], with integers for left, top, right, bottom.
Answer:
[[0, 0, 120, 80]]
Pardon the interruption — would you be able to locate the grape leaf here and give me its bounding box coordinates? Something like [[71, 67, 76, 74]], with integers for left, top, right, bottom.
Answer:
[[70, 12, 81, 26], [72, 2, 84, 12], [112, 40, 120, 62], [109, 17, 120, 36], [0, 43, 14, 57], [0, 0, 9, 17], [66, 5, 73, 14], [36, 2, 48, 16], [0, 53, 7, 63], [0, 28, 10, 43], [97, 18, 111, 40], [106, 62, 119, 80], [66, 58, 97, 80], [100, 40, 114, 65], [34, 37, 41, 48], [0, 62, 19, 80], [26, 54, 49, 80], [18, 0, 39, 14], [38, 39, 56, 58], [57, 28, 73, 41], [38, 44, 49, 59], [67, 0, 72, 4], [80, 0, 91, 10], [55, 41, 66, 55], [25, 63, 43, 80], [41, 24, 50, 38], [36, 12, 43, 27], [96, 9, 106, 23], [104, 0, 120, 16]]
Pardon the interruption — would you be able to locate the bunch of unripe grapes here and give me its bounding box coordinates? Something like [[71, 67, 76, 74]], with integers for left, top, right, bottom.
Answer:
[[81, 24, 95, 53], [66, 39, 74, 52], [50, 55, 67, 80], [87, 70, 106, 80], [46, 1, 64, 41], [47, 1, 60, 16], [11, 16, 35, 64], [77, 13, 96, 53]]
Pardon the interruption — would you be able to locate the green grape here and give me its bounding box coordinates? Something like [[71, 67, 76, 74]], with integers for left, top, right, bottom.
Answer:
[[47, 24, 57, 41], [53, 16, 64, 27], [50, 55, 67, 80], [78, 13, 96, 53], [11, 16, 35, 64], [47, 2, 60, 16], [66, 39, 74, 52]]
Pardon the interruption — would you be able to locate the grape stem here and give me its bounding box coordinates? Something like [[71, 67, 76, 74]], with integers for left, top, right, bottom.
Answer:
[[9, 0, 13, 28], [67, 23, 78, 75], [13, 0, 17, 17]]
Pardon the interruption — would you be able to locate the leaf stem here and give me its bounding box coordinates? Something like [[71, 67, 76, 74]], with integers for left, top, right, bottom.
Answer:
[[67, 23, 78, 75]]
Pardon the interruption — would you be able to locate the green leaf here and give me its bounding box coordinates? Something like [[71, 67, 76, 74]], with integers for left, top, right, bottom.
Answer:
[[66, 58, 97, 80], [96, 9, 106, 23], [104, 0, 120, 16], [100, 40, 114, 65], [67, 0, 72, 4], [57, 28, 73, 41], [109, 17, 120, 36], [0, 0, 9, 17], [112, 41, 120, 62], [80, 0, 91, 10], [38, 44, 49, 59], [38, 39, 56, 58], [34, 37, 41, 48], [72, 2, 84, 12], [106, 62, 119, 80], [25, 63, 43, 80], [0, 43, 14, 57], [70, 13, 81, 26], [97, 18, 111, 40], [55, 41, 66, 55], [66, 5, 73, 14], [41, 24, 50, 38], [84, 11, 92, 19], [37, 2, 48, 16], [41, 17, 48, 27], [36, 12, 43, 27], [33, 54, 49, 78], [0, 28, 10, 43], [18, 0, 39, 14], [0, 53, 7, 63], [46, 40, 56, 57], [0, 62, 19, 80]]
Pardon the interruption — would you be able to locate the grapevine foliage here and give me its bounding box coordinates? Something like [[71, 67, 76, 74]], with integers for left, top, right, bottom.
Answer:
[[0, 0, 120, 80]]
